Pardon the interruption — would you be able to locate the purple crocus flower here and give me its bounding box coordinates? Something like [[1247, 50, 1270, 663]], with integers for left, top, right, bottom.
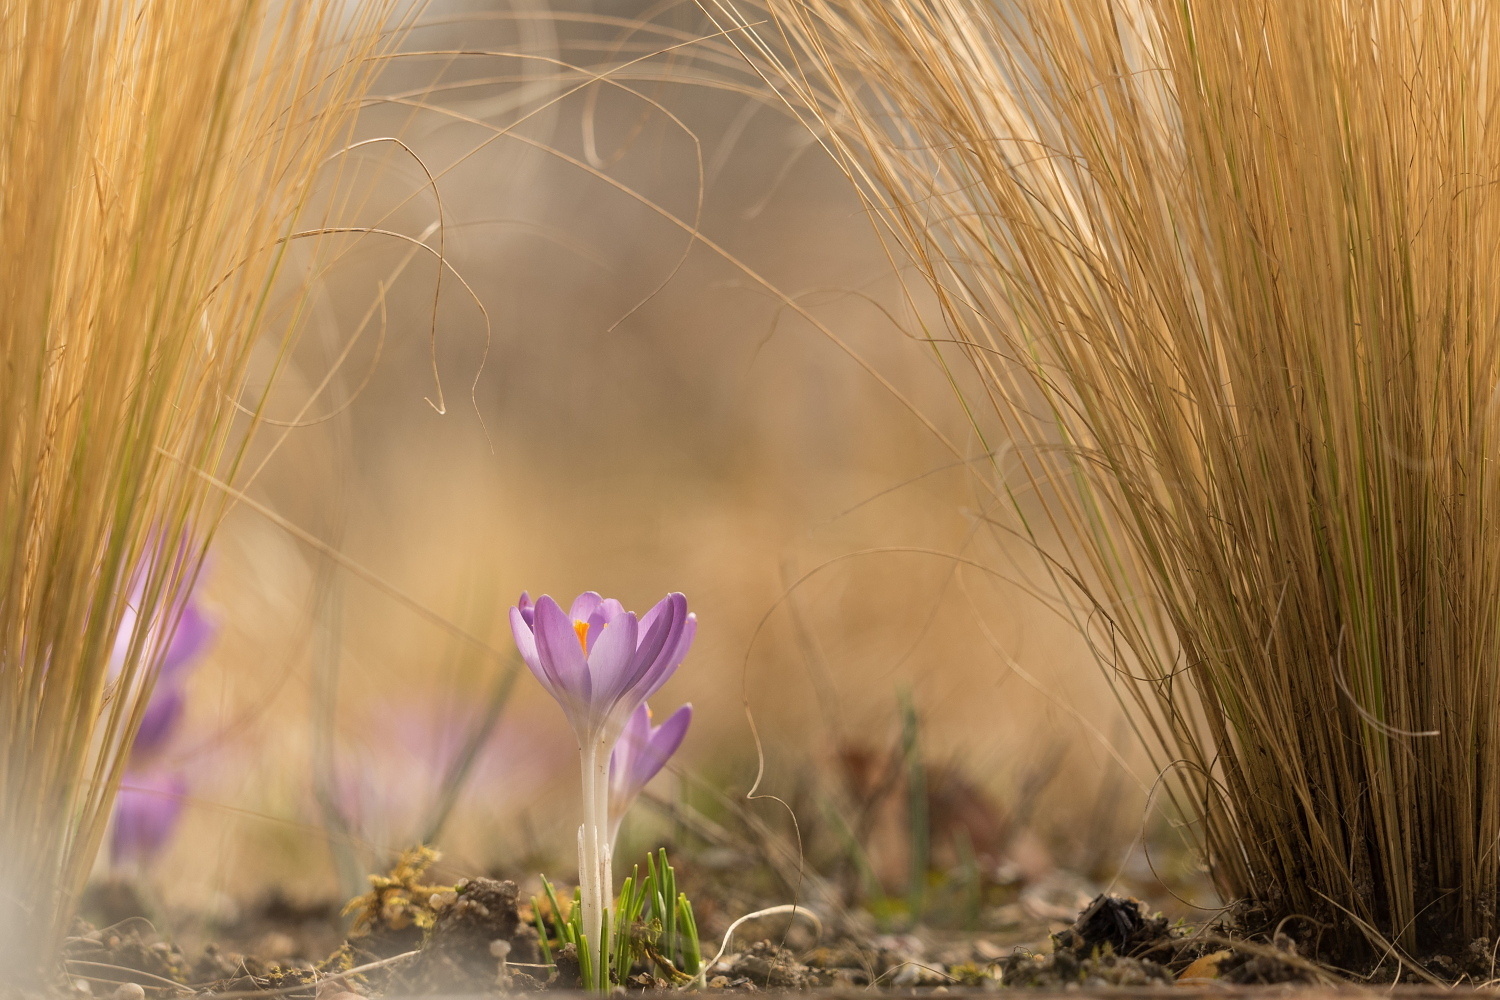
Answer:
[[509, 590, 695, 986], [111, 771, 188, 868], [108, 566, 217, 683], [608, 701, 691, 848], [509, 591, 694, 750], [108, 576, 218, 868], [124, 597, 218, 766], [158, 598, 215, 681], [132, 686, 186, 760]]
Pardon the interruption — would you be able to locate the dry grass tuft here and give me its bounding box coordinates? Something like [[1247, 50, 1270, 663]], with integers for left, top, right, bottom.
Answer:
[[717, 0, 1500, 959], [0, 0, 401, 977]]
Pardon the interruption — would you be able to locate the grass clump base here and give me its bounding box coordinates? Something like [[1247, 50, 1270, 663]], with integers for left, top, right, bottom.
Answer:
[[712, 0, 1500, 967]]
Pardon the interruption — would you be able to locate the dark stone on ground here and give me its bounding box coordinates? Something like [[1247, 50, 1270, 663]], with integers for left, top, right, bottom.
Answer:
[[386, 877, 536, 994], [998, 893, 1182, 988], [1053, 894, 1171, 960], [551, 942, 581, 990]]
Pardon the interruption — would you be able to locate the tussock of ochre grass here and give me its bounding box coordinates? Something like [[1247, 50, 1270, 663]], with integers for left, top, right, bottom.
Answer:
[[0, 0, 401, 978], [719, 0, 1500, 961]]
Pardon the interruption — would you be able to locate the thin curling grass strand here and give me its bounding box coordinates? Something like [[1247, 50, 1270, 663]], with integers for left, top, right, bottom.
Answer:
[[0, 0, 404, 978], [725, 0, 1500, 960]]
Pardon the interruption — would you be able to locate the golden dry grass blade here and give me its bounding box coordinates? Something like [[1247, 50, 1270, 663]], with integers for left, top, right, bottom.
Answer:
[[737, 0, 1500, 958], [0, 0, 404, 978]]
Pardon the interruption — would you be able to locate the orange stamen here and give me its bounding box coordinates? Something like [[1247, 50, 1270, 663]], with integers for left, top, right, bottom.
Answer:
[[574, 619, 589, 653]]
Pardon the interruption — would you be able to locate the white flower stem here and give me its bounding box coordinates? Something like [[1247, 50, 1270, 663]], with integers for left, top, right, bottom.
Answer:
[[578, 738, 613, 991]]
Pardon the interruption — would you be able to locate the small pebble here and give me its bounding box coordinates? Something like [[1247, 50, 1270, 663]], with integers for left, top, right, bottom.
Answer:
[[108, 984, 145, 1000]]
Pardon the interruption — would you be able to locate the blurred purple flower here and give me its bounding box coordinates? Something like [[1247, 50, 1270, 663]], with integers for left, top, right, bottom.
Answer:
[[132, 686, 186, 759], [109, 567, 218, 683], [123, 592, 217, 767], [159, 599, 215, 681], [108, 576, 217, 868], [608, 701, 691, 847], [509, 591, 694, 749], [111, 771, 188, 868]]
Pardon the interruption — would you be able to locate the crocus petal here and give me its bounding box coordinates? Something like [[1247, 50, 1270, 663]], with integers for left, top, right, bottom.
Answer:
[[640, 613, 696, 703], [587, 611, 640, 715], [509, 605, 554, 699], [635, 593, 673, 645], [628, 594, 683, 683], [584, 598, 626, 652], [622, 597, 692, 707], [599, 598, 678, 729], [534, 595, 592, 707], [609, 706, 648, 808], [111, 771, 187, 867], [569, 591, 604, 622], [610, 703, 653, 786], [623, 701, 653, 747], [132, 687, 185, 761], [634, 703, 691, 791], [161, 602, 215, 681], [517, 592, 536, 629], [608, 702, 691, 841], [107, 601, 142, 681]]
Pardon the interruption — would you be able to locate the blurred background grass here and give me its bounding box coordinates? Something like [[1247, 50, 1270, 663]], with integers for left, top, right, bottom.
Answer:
[[115, 0, 1206, 939]]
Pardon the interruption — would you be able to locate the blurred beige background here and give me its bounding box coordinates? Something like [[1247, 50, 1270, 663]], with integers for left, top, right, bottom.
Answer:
[[135, 0, 1180, 922]]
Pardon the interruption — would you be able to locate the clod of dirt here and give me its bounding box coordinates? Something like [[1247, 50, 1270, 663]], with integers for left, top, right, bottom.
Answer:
[[1462, 937, 1499, 979], [388, 877, 536, 994], [1217, 941, 1319, 985], [725, 940, 819, 989], [996, 894, 1184, 988], [1053, 894, 1171, 960], [551, 942, 581, 991], [802, 944, 871, 984], [62, 923, 193, 992]]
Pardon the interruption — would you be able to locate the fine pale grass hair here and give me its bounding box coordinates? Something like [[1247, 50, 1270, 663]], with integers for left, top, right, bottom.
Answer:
[[724, 0, 1500, 960], [0, 0, 397, 976]]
